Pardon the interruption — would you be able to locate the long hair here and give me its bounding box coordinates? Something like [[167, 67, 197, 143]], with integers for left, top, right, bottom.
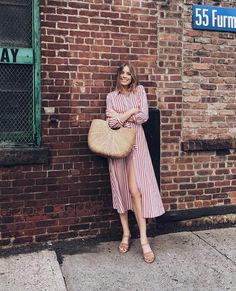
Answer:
[[115, 63, 139, 93]]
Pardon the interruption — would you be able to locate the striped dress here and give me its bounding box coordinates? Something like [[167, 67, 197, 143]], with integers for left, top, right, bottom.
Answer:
[[106, 85, 165, 218]]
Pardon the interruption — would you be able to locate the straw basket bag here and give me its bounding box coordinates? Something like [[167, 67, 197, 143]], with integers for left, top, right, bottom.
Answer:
[[88, 119, 137, 158]]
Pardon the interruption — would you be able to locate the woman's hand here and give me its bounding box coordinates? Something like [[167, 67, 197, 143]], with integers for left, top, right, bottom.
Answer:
[[126, 116, 135, 123], [106, 109, 119, 118], [125, 107, 141, 123], [132, 107, 140, 115]]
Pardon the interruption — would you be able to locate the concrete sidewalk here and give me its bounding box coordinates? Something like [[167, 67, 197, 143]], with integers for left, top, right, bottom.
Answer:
[[0, 249, 66, 291], [0, 227, 235, 291]]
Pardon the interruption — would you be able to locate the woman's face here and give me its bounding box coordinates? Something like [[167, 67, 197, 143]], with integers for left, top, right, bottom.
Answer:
[[119, 65, 132, 88]]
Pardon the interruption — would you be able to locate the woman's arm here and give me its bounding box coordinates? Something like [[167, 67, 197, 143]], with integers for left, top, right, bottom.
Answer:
[[106, 95, 138, 128], [106, 93, 140, 128], [106, 108, 139, 124], [106, 95, 122, 129], [106, 87, 148, 128], [132, 85, 149, 125]]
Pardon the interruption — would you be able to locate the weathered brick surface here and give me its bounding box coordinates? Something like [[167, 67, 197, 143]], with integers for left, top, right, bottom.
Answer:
[[156, 0, 236, 212], [0, 0, 235, 248], [0, 0, 159, 247], [182, 1, 236, 140]]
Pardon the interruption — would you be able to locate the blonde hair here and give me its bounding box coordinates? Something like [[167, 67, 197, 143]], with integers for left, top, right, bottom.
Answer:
[[115, 63, 139, 93]]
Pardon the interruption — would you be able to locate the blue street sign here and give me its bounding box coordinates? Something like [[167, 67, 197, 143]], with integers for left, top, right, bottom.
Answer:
[[192, 5, 236, 32]]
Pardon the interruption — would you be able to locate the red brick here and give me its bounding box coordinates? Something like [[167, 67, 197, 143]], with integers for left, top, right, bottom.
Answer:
[[0, 0, 235, 249], [35, 234, 58, 242], [13, 236, 34, 245]]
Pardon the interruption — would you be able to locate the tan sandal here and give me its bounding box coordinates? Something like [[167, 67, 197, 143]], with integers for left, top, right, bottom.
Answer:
[[118, 235, 131, 253], [141, 243, 155, 263]]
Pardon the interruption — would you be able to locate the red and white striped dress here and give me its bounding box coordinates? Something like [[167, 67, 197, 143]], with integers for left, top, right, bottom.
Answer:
[[106, 85, 165, 218]]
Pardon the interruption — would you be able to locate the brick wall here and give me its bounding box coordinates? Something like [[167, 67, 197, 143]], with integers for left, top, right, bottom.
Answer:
[[156, 0, 236, 210], [182, 0, 236, 140], [0, 0, 235, 248], [0, 0, 159, 248]]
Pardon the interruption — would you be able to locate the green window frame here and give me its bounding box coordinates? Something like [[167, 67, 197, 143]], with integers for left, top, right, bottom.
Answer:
[[0, 0, 40, 147]]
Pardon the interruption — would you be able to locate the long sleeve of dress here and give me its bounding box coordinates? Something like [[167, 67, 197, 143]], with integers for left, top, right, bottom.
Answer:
[[132, 85, 149, 125], [106, 94, 123, 129]]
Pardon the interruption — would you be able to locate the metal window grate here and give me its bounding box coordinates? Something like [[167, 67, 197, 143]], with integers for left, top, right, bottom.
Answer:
[[0, 64, 34, 145], [0, 0, 32, 48], [0, 0, 36, 147]]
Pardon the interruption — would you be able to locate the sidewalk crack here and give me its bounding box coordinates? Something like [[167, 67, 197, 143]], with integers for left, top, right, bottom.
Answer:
[[191, 231, 236, 266]]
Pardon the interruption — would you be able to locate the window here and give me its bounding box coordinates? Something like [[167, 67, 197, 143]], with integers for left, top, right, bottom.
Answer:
[[0, 0, 40, 147]]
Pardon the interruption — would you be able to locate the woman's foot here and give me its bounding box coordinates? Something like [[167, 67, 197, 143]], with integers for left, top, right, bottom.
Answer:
[[141, 242, 155, 263], [118, 234, 131, 253]]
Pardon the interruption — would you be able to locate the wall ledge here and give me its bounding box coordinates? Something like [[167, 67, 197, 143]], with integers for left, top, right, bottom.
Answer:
[[157, 205, 236, 222], [0, 147, 49, 166], [181, 139, 236, 152]]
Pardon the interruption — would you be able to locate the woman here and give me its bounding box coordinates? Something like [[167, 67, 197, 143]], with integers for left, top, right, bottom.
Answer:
[[106, 63, 165, 263]]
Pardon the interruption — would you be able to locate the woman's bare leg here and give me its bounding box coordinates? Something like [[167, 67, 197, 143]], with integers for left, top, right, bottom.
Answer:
[[118, 212, 131, 252], [119, 212, 130, 237], [127, 158, 154, 260]]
